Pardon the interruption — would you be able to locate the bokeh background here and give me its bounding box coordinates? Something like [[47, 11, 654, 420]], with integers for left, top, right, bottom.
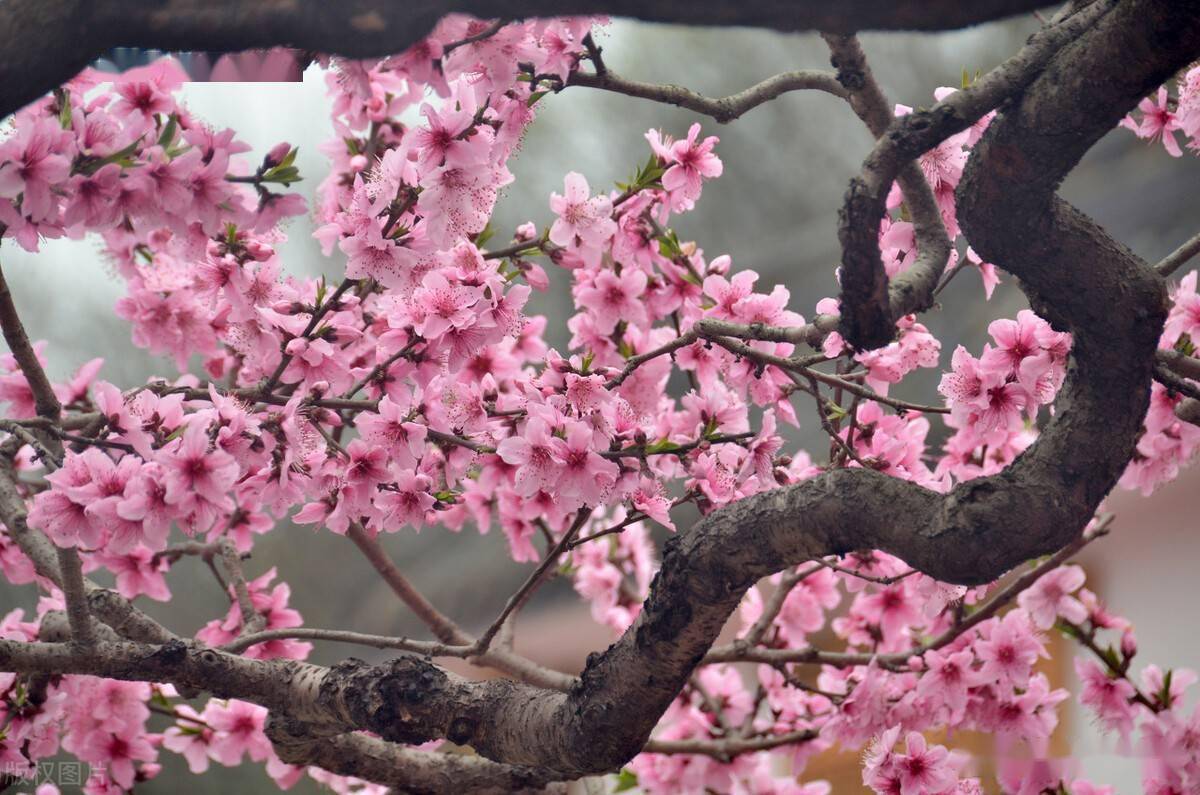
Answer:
[[2, 12, 1198, 792]]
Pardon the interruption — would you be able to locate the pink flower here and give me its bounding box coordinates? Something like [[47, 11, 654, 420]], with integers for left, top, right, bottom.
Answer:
[[1075, 658, 1136, 738], [410, 270, 481, 340], [0, 117, 74, 222], [111, 58, 188, 125], [376, 469, 436, 531], [1125, 86, 1184, 157], [917, 648, 981, 724], [576, 268, 648, 334], [161, 705, 214, 773], [557, 422, 619, 505], [976, 610, 1045, 690], [897, 732, 958, 795], [496, 417, 565, 496], [202, 699, 272, 766], [661, 123, 723, 203], [703, 267, 757, 320], [549, 172, 617, 259], [357, 394, 428, 468], [159, 423, 239, 519], [1018, 564, 1088, 629]]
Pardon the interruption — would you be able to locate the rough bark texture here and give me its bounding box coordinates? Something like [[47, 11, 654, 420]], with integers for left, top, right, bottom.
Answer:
[[1, 0, 1197, 790]]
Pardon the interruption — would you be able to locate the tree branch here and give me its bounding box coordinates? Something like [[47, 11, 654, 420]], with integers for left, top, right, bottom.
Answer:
[[345, 522, 575, 691], [567, 69, 846, 123], [831, 0, 1112, 349], [1156, 229, 1200, 277], [0, 1, 1054, 122], [0, 261, 95, 645]]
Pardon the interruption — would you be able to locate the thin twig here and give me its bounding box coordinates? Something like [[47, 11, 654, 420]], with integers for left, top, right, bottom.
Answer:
[[567, 69, 846, 124], [219, 540, 266, 635], [1156, 230, 1200, 277], [705, 515, 1112, 667], [474, 508, 591, 654], [260, 277, 356, 396]]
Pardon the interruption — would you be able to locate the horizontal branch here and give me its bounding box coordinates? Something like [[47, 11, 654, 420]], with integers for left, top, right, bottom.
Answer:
[[568, 69, 845, 123], [0, 1, 1054, 122]]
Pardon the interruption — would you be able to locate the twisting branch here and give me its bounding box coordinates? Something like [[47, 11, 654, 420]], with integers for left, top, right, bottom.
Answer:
[[822, 33, 951, 352], [831, 0, 1113, 350], [567, 69, 846, 123], [0, 1, 1196, 790]]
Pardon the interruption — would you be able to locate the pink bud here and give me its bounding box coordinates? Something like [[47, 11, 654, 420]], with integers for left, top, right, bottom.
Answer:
[[349, 154, 369, 172], [265, 142, 292, 167], [520, 262, 550, 291], [245, 240, 274, 261], [1121, 630, 1138, 660]]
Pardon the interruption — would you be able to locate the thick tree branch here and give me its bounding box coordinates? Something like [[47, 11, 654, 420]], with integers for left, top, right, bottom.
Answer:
[[266, 718, 562, 795], [0, 1, 1051, 121]]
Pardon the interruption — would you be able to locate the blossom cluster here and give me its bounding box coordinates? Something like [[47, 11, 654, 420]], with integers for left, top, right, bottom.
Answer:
[[0, 18, 1198, 795]]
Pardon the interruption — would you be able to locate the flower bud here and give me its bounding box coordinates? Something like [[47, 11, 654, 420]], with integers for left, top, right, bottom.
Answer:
[[1121, 630, 1138, 660], [245, 240, 274, 261], [264, 142, 292, 168]]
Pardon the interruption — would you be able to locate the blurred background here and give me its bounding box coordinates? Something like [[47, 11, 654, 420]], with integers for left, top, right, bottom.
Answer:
[[2, 12, 1198, 792]]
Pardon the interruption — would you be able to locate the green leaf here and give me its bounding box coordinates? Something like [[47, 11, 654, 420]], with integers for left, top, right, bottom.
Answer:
[[56, 89, 73, 129], [1159, 668, 1175, 707], [474, 222, 495, 248], [1175, 334, 1196, 357], [613, 769, 639, 792], [527, 90, 549, 107], [277, 146, 298, 170], [644, 439, 682, 455], [261, 165, 302, 186], [157, 113, 179, 148], [78, 140, 142, 175]]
